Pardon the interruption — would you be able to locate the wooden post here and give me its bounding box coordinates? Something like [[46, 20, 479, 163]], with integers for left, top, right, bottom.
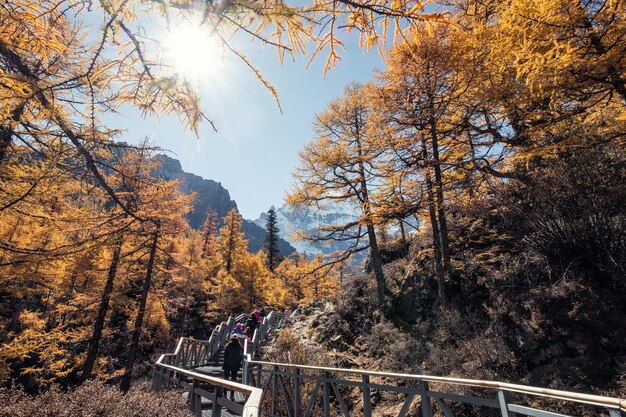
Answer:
[[323, 371, 330, 417], [272, 366, 278, 417], [362, 375, 372, 417], [152, 366, 161, 391], [294, 368, 301, 417], [189, 378, 197, 413], [243, 359, 249, 385], [498, 389, 517, 417], [195, 386, 204, 417], [419, 381, 433, 417], [213, 386, 223, 417], [165, 369, 171, 389]]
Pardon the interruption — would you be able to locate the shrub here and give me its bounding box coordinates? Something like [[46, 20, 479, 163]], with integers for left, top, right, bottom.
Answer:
[[0, 379, 191, 417]]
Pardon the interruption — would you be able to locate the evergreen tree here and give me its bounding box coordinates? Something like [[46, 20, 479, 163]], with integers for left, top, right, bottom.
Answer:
[[263, 207, 281, 272], [201, 209, 218, 259], [218, 209, 248, 274], [287, 83, 387, 304]]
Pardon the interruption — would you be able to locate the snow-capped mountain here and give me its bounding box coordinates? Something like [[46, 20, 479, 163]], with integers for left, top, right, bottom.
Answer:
[[252, 203, 361, 256]]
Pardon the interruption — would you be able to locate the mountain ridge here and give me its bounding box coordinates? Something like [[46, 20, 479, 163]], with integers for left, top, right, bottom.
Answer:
[[155, 154, 295, 256]]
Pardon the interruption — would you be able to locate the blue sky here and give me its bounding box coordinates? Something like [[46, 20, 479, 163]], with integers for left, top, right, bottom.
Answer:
[[102, 21, 383, 219]]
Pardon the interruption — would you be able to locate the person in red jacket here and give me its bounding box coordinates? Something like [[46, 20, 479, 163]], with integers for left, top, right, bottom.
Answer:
[[243, 326, 252, 339]]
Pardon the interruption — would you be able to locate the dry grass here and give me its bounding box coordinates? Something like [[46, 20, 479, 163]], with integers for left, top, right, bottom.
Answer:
[[0, 379, 192, 417]]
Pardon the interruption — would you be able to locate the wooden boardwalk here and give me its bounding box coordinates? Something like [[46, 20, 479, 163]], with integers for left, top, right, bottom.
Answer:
[[152, 310, 626, 417]]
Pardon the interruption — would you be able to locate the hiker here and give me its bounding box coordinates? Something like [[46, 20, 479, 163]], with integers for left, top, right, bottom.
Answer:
[[243, 326, 252, 339], [245, 315, 257, 332], [231, 323, 246, 348], [231, 323, 245, 338], [222, 337, 242, 400]]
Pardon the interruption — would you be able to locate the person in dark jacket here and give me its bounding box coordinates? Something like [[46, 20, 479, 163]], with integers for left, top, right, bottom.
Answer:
[[246, 315, 257, 332], [222, 338, 242, 399]]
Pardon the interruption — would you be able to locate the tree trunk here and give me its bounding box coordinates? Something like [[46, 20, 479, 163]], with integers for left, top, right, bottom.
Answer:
[[226, 215, 234, 273], [429, 119, 453, 283], [466, 132, 477, 199], [82, 235, 123, 382], [354, 110, 386, 303], [366, 223, 387, 303], [398, 219, 407, 246], [120, 224, 159, 392], [421, 138, 448, 307]]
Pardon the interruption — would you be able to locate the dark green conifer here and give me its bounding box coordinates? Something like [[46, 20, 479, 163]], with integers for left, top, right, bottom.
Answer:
[[263, 207, 281, 271]]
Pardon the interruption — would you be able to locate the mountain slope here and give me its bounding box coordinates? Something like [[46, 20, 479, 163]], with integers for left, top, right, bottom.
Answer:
[[155, 155, 295, 255]]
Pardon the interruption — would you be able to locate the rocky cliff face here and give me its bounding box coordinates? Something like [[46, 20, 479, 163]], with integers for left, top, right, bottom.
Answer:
[[156, 155, 236, 228], [155, 155, 295, 255]]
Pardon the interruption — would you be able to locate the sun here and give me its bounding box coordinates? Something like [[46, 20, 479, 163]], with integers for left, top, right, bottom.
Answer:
[[162, 22, 224, 83]]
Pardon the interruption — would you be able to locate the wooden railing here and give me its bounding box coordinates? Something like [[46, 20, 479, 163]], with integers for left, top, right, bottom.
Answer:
[[153, 309, 624, 417], [157, 313, 248, 369], [244, 312, 285, 359], [153, 363, 263, 417], [153, 311, 285, 417], [245, 361, 626, 417]]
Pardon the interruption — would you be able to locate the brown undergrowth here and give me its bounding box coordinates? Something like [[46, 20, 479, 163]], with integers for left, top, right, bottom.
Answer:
[[0, 379, 191, 417]]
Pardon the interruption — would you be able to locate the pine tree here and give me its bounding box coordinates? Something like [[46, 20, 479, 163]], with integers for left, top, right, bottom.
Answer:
[[201, 209, 218, 259], [366, 26, 484, 306], [81, 234, 124, 382], [263, 207, 281, 272], [120, 223, 160, 393], [218, 209, 248, 274], [288, 83, 387, 303]]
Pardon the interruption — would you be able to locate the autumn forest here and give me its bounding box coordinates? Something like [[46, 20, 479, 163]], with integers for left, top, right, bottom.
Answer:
[[1, 0, 625, 411]]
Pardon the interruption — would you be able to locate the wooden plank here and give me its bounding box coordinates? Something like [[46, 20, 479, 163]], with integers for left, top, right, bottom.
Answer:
[[212, 387, 223, 417], [363, 375, 372, 417], [195, 387, 214, 399], [303, 380, 322, 417], [331, 382, 350, 417], [427, 390, 499, 408], [259, 372, 274, 408], [498, 390, 517, 417], [323, 372, 330, 417], [507, 404, 573, 417], [152, 365, 161, 391], [420, 381, 433, 417], [157, 364, 256, 393], [435, 398, 455, 417], [267, 370, 414, 393], [294, 368, 301, 417], [272, 366, 278, 417], [189, 379, 197, 412], [216, 397, 244, 414], [398, 393, 416, 417], [278, 372, 294, 417]]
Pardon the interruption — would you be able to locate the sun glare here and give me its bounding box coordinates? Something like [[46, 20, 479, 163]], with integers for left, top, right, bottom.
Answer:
[[163, 22, 224, 84]]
